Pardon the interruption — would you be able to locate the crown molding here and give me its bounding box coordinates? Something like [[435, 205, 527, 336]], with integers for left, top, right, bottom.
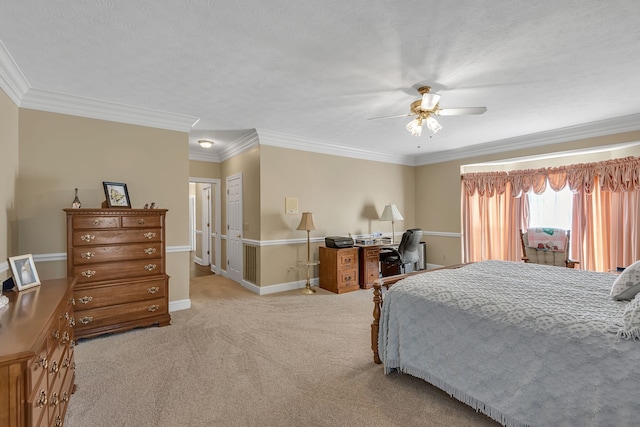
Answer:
[[218, 130, 260, 161], [256, 129, 417, 166], [0, 40, 30, 105], [0, 41, 199, 132], [415, 113, 640, 166], [20, 88, 200, 132]]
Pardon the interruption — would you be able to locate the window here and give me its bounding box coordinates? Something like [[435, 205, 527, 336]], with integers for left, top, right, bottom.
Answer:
[[527, 185, 573, 229]]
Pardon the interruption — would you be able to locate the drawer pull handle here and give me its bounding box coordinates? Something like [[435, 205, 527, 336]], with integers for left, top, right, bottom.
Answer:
[[147, 286, 160, 294], [144, 264, 157, 271], [50, 392, 59, 407], [148, 304, 160, 312], [53, 330, 60, 340], [71, 340, 76, 349], [80, 234, 95, 242], [69, 318, 76, 327], [81, 270, 96, 278], [81, 251, 95, 259], [70, 297, 76, 306], [37, 357, 48, 369], [92, 219, 100, 225], [144, 247, 157, 255], [144, 232, 156, 239], [61, 331, 70, 344], [79, 296, 93, 304], [79, 316, 94, 324], [62, 358, 70, 368], [61, 391, 70, 403], [63, 311, 70, 320], [36, 390, 47, 408], [138, 218, 146, 224], [50, 361, 59, 374]]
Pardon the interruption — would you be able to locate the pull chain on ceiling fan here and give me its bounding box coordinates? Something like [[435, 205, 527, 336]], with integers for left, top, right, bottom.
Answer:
[[368, 85, 487, 136]]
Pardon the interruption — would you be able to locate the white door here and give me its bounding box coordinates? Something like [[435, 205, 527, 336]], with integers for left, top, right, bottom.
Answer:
[[226, 173, 243, 283], [201, 185, 212, 266]]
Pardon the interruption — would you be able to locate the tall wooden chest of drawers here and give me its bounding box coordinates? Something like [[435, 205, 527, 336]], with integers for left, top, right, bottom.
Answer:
[[318, 246, 359, 294], [0, 278, 76, 427], [64, 208, 171, 340]]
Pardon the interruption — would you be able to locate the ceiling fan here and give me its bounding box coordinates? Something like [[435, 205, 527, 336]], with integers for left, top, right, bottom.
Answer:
[[368, 86, 487, 136]]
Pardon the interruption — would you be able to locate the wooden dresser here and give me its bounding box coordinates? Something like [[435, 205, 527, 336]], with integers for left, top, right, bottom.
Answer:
[[0, 278, 76, 427], [63, 208, 171, 340], [318, 246, 359, 294]]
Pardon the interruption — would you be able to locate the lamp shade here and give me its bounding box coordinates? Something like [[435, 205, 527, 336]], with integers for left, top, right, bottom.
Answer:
[[380, 204, 403, 221], [296, 212, 318, 231]]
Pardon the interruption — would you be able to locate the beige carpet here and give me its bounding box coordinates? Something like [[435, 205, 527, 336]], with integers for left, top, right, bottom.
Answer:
[[65, 275, 499, 427]]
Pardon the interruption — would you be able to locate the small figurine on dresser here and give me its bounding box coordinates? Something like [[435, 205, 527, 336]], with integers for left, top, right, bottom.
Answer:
[[72, 188, 82, 208]]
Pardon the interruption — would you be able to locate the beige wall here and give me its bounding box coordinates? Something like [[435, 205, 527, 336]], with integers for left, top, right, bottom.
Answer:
[[16, 109, 191, 303], [190, 159, 221, 179], [258, 145, 415, 287], [221, 146, 261, 241], [417, 131, 640, 266], [0, 90, 19, 282]]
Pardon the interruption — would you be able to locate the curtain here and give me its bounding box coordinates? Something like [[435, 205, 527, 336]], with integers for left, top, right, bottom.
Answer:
[[461, 156, 640, 270], [462, 179, 526, 263]]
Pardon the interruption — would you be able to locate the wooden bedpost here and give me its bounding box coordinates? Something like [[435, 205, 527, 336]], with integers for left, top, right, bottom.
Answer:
[[372, 281, 384, 364]]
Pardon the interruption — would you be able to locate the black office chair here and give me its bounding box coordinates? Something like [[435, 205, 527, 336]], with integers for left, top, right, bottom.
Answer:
[[380, 228, 424, 275]]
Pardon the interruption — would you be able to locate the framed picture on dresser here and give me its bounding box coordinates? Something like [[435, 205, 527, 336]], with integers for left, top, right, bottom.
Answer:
[[8, 253, 41, 291], [103, 181, 131, 208]]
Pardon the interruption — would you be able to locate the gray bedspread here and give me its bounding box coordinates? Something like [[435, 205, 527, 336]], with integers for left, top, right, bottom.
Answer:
[[379, 260, 640, 427]]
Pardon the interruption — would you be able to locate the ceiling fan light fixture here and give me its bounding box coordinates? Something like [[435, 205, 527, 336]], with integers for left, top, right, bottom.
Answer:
[[406, 117, 423, 136], [198, 139, 214, 148], [425, 115, 442, 133], [421, 92, 441, 111]]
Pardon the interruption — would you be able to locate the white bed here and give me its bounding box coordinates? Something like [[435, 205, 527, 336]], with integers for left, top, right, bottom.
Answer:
[[373, 261, 640, 427]]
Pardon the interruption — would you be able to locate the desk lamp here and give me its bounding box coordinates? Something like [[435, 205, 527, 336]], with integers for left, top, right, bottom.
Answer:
[[297, 212, 319, 294], [380, 204, 403, 244]]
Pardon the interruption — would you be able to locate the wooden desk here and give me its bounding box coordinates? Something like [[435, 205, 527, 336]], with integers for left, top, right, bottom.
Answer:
[[356, 242, 428, 288], [356, 244, 382, 289], [355, 244, 398, 289]]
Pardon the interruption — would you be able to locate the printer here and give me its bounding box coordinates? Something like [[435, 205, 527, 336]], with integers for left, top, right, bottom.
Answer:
[[324, 236, 354, 249]]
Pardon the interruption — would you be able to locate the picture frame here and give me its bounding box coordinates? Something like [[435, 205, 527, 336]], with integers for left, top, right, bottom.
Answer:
[[103, 181, 131, 208], [8, 254, 41, 291]]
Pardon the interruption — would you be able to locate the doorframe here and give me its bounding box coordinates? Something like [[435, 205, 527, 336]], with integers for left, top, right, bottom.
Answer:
[[200, 184, 211, 266], [189, 177, 221, 274]]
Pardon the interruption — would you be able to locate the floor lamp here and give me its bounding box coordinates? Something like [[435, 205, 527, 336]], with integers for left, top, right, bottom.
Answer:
[[380, 204, 403, 244], [297, 212, 319, 294]]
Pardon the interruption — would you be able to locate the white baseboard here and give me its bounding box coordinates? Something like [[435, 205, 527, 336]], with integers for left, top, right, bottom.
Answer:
[[169, 299, 191, 312]]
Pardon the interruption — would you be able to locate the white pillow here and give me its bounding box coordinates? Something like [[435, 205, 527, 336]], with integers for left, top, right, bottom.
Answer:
[[610, 260, 640, 300], [615, 293, 640, 340]]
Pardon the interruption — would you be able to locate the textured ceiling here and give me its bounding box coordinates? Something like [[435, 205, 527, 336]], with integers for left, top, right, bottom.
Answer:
[[1, 1, 640, 164]]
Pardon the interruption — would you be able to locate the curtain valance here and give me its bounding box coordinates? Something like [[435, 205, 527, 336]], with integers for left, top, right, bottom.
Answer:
[[462, 156, 640, 196]]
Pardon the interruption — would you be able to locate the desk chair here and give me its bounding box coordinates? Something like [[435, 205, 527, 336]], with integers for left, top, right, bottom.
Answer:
[[380, 228, 424, 274], [520, 228, 578, 268]]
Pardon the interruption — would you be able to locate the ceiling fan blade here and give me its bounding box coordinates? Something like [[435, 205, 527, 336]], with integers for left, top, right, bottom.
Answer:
[[367, 113, 415, 120], [435, 107, 487, 116]]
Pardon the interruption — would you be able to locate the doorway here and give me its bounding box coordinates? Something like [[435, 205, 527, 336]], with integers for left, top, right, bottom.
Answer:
[[188, 178, 221, 277]]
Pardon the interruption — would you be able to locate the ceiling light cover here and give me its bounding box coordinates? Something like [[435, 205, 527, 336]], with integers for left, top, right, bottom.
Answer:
[[421, 92, 441, 111], [198, 139, 214, 148], [425, 115, 442, 133], [406, 117, 423, 136]]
